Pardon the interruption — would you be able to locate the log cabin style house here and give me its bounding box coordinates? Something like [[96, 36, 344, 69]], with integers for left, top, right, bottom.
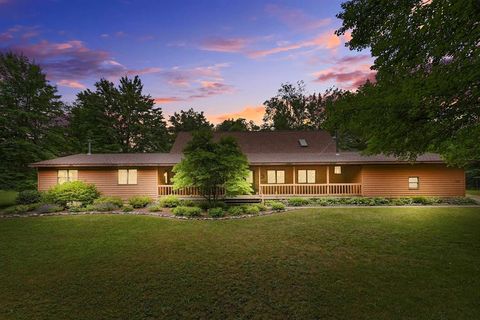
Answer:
[[31, 131, 465, 199]]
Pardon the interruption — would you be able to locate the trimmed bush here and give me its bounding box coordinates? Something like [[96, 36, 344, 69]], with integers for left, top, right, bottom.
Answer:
[[208, 207, 225, 218], [44, 181, 100, 206], [36, 204, 64, 214], [255, 203, 268, 211], [16, 190, 42, 205], [159, 195, 181, 208], [172, 206, 203, 217], [412, 196, 438, 205], [122, 204, 134, 212], [94, 196, 124, 208], [128, 196, 153, 208], [441, 197, 476, 205], [148, 204, 163, 212], [269, 201, 286, 212], [2, 203, 40, 215], [287, 197, 310, 206], [227, 206, 244, 216], [243, 205, 260, 215], [87, 202, 118, 212]]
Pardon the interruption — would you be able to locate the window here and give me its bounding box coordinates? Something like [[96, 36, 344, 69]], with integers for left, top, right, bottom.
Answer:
[[267, 170, 285, 184], [57, 170, 78, 184], [297, 169, 316, 184], [408, 177, 419, 189], [246, 170, 254, 184], [118, 169, 137, 185], [163, 171, 169, 184], [334, 166, 342, 174]]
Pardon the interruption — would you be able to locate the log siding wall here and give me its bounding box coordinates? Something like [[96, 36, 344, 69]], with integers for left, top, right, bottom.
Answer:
[[361, 164, 465, 197], [38, 168, 158, 199]]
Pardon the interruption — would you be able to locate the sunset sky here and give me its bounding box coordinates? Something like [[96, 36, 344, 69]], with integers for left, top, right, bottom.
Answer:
[[0, 0, 374, 123]]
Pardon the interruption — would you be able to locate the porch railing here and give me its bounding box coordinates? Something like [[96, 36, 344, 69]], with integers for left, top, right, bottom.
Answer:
[[259, 183, 362, 196], [158, 183, 362, 197]]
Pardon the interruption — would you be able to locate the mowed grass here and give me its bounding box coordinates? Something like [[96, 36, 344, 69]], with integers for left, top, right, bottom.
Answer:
[[0, 190, 17, 208], [1, 207, 479, 319]]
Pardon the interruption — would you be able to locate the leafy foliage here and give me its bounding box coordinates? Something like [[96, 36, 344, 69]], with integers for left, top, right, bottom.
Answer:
[[69, 76, 169, 153], [93, 196, 124, 208], [172, 130, 252, 205], [0, 53, 68, 190], [172, 206, 203, 217], [16, 190, 42, 205], [44, 181, 100, 206], [215, 118, 259, 132], [128, 195, 153, 208], [169, 108, 213, 134], [333, 0, 480, 165], [158, 195, 181, 208], [208, 207, 225, 218]]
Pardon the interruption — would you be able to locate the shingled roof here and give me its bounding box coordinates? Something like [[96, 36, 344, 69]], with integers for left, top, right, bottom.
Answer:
[[170, 131, 337, 154], [31, 130, 445, 167]]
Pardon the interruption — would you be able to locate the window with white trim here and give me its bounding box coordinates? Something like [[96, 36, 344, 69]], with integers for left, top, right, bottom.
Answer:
[[334, 166, 342, 174], [408, 177, 419, 190], [297, 169, 316, 184], [118, 169, 137, 185], [57, 170, 78, 184], [267, 170, 285, 184], [246, 170, 254, 184]]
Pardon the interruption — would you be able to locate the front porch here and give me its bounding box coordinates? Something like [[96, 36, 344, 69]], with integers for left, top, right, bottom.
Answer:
[[157, 165, 363, 198]]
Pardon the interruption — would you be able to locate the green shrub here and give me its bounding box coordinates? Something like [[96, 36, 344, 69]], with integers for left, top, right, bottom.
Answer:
[[172, 206, 203, 217], [441, 197, 477, 205], [227, 206, 244, 216], [243, 205, 260, 215], [94, 196, 124, 208], [44, 181, 100, 206], [68, 206, 89, 213], [411, 196, 439, 205], [180, 199, 196, 207], [87, 202, 118, 212], [128, 195, 153, 208], [287, 197, 310, 206], [36, 204, 64, 214], [255, 203, 268, 211], [159, 195, 181, 208], [2, 203, 40, 215], [122, 204, 134, 212], [208, 207, 225, 218], [269, 201, 286, 211], [16, 190, 42, 204], [390, 198, 413, 206], [148, 204, 163, 212]]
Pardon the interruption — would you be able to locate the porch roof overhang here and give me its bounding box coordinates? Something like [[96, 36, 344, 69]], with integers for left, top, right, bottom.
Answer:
[[30, 152, 444, 168]]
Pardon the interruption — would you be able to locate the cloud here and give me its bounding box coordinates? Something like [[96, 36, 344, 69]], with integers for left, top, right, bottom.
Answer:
[[0, 25, 40, 41], [248, 30, 341, 58], [313, 55, 376, 90], [265, 4, 331, 31], [199, 37, 249, 53], [126, 67, 162, 76], [57, 79, 86, 89], [207, 105, 265, 124], [153, 97, 183, 104], [161, 63, 230, 88], [188, 81, 234, 99]]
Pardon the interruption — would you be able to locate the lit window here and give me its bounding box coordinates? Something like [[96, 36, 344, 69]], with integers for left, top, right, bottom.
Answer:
[[163, 171, 169, 184], [334, 166, 342, 174], [298, 170, 316, 184], [408, 177, 419, 189], [57, 170, 78, 184], [246, 170, 254, 184], [118, 169, 137, 185], [267, 170, 285, 184]]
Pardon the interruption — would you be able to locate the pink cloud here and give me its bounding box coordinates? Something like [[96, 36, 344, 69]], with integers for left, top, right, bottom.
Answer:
[[248, 30, 341, 58], [265, 4, 331, 31], [200, 37, 248, 53], [57, 79, 86, 89], [207, 105, 265, 124], [126, 67, 162, 76], [153, 97, 183, 104]]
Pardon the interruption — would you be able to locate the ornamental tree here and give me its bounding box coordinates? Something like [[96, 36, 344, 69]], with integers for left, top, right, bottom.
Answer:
[[172, 130, 252, 205]]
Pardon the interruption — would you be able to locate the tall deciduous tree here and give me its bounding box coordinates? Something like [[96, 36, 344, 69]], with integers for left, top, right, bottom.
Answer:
[[69, 76, 169, 153], [263, 81, 345, 131], [0, 52, 67, 189], [215, 118, 259, 132], [334, 0, 480, 165], [172, 130, 252, 205], [169, 108, 213, 134]]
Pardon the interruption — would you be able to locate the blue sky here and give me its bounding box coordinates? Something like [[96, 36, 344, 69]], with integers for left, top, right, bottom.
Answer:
[[0, 0, 373, 123]]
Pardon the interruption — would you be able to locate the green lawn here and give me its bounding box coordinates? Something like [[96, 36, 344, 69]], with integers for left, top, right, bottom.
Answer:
[[1, 208, 479, 319], [0, 190, 17, 208]]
